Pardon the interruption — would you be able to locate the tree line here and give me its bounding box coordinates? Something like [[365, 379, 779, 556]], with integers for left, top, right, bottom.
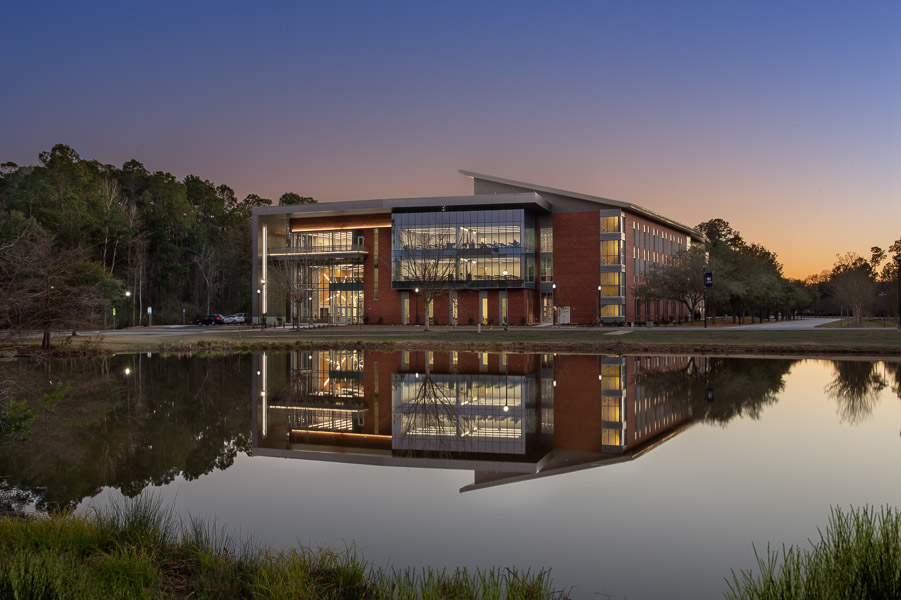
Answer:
[[637, 217, 900, 326], [0, 144, 313, 347]]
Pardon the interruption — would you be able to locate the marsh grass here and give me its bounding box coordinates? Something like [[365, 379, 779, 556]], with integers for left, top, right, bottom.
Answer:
[[726, 505, 901, 600], [0, 494, 570, 599]]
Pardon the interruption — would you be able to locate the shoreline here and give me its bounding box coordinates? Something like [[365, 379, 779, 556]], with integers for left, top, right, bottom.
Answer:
[[4, 323, 901, 358]]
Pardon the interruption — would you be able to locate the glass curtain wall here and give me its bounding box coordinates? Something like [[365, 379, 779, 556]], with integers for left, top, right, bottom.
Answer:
[[269, 350, 366, 433], [290, 230, 364, 323], [392, 209, 536, 287], [392, 372, 535, 454]]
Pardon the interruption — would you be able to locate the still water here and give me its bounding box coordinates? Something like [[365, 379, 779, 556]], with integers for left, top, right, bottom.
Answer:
[[2, 351, 900, 598]]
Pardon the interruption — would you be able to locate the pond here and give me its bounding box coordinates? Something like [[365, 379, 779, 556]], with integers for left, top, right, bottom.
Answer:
[[2, 351, 900, 598]]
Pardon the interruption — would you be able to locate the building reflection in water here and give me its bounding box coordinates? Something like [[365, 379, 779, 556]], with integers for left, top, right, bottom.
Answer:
[[252, 351, 707, 491]]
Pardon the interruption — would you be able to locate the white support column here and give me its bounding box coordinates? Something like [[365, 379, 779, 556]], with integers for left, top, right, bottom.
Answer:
[[261, 225, 268, 318], [261, 352, 268, 438]]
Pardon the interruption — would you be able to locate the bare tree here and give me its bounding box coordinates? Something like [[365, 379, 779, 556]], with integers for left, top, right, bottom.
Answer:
[[397, 228, 458, 331], [0, 229, 115, 349], [193, 242, 219, 314]]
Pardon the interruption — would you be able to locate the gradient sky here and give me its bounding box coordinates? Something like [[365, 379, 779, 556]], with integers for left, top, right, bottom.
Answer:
[[2, 1, 898, 278]]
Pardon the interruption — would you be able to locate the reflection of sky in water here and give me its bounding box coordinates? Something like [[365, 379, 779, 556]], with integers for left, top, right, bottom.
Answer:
[[71, 359, 901, 598]]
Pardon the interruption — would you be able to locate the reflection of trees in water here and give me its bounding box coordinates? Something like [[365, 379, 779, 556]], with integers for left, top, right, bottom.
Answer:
[[0, 354, 252, 510], [395, 370, 470, 457], [824, 361, 886, 425], [885, 362, 901, 401], [633, 357, 797, 425]]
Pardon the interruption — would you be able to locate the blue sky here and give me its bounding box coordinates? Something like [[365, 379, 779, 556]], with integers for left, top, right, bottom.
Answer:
[[2, 1, 898, 276]]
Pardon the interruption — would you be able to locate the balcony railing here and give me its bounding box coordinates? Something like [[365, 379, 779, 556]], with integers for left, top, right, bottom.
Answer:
[[268, 244, 369, 258]]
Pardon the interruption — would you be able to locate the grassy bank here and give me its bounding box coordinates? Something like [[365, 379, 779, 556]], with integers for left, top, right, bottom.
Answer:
[[727, 506, 901, 599], [15, 324, 901, 357], [0, 495, 568, 600]]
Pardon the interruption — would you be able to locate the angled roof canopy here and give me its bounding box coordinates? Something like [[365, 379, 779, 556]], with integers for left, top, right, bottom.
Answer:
[[460, 169, 702, 240]]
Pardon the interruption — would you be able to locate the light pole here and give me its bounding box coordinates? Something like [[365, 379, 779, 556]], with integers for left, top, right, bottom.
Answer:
[[502, 270, 508, 329], [597, 284, 601, 325], [702, 264, 707, 328], [125, 290, 132, 329], [414, 287, 420, 326], [552, 283, 557, 326], [260, 278, 267, 327], [878, 292, 888, 328], [897, 256, 901, 330]]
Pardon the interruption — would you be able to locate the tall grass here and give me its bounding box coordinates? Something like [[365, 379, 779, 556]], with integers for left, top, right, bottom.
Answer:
[[0, 494, 571, 599], [726, 505, 901, 600]]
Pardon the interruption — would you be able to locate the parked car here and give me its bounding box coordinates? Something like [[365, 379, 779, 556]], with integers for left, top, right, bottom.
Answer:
[[200, 314, 225, 325], [232, 313, 249, 323], [222, 315, 237, 324]]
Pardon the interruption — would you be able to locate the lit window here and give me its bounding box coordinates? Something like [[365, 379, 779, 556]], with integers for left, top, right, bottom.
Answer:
[[601, 216, 620, 233]]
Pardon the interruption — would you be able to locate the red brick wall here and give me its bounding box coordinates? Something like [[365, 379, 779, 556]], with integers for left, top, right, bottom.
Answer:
[[552, 212, 601, 324], [363, 226, 403, 324], [625, 214, 692, 323], [551, 355, 603, 451]]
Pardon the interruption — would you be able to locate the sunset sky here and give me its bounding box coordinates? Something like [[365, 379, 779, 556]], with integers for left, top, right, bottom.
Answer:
[[2, 1, 898, 278]]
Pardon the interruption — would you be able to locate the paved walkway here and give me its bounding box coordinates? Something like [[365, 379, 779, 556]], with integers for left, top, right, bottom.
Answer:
[[726, 317, 839, 330]]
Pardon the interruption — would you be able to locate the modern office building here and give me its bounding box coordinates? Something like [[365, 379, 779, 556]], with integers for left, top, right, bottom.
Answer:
[[252, 171, 703, 326]]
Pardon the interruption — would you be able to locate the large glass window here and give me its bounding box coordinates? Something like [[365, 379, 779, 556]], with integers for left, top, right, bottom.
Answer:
[[600, 272, 621, 297], [392, 209, 535, 287], [601, 240, 621, 265], [601, 216, 620, 233], [601, 304, 622, 317], [287, 229, 366, 324]]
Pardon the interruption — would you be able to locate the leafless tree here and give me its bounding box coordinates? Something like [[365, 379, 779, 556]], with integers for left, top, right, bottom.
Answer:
[[397, 228, 458, 331], [0, 229, 113, 349]]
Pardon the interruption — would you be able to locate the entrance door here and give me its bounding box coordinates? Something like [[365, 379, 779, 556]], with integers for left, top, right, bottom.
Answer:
[[541, 292, 553, 323]]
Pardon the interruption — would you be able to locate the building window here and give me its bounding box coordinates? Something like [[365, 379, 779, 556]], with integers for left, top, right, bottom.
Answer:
[[602, 396, 621, 421], [540, 256, 553, 282], [373, 229, 379, 267], [391, 209, 534, 287], [450, 291, 458, 323], [600, 272, 621, 296], [601, 364, 622, 391], [540, 223, 553, 252], [479, 292, 488, 324], [601, 216, 620, 233], [601, 240, 621, 265], [601, 304, 622, 318]]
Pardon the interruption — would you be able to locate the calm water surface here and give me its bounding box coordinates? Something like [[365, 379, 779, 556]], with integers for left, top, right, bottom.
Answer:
[[2, 351, 900, 599]]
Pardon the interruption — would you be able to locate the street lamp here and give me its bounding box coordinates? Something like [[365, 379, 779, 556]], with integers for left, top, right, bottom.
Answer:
[[597, 284, 602, 325], [502, 270, 508, 328], [125, 290, 132, 329], [552, 283, 557, 325], [897, 256, 901, 330], [414, 287, 420, 326], [702, 264, 707, 328]]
